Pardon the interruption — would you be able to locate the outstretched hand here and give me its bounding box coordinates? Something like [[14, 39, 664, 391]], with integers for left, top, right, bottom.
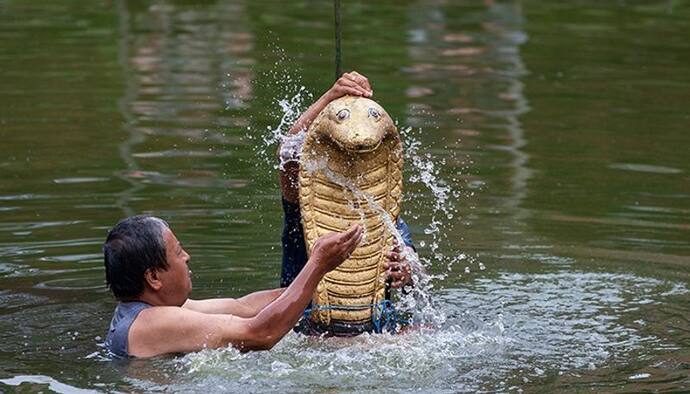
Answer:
[[311, 225, 363, 273], [326, 71, 373, 101]]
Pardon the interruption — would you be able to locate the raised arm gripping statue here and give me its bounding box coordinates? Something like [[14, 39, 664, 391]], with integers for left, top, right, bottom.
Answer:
[[299, 96, 403, 335]]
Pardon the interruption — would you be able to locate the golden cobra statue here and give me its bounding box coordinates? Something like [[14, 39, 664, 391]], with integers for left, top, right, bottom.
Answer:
[[299, 95, 402, 334]]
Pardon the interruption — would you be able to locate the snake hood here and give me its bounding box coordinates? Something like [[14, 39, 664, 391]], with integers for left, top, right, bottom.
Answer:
[[299, 95, 403, 335], [310, 96, 396, 153]]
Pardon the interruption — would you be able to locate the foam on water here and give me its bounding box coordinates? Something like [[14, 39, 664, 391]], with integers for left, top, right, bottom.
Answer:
[[0, 375, 98, 394], [135, 270, 687, 393]]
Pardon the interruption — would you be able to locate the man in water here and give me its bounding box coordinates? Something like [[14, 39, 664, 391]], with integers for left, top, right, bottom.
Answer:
[[103, 215, 362, 358], [278, 71, 417, 298]]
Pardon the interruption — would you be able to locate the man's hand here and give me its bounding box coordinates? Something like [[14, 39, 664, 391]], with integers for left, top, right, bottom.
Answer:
[[325, 71, 373, 101], [310, 224, 363, 273], [384, 244, 417, 288]]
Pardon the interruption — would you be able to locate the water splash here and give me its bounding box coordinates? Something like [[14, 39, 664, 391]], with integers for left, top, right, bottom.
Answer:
[[155, 271, 686, 393], [248, 53, 473, 326], [245, 44, 314, 170], [301, 155, 442, 326], [400, 125, 475, 278], [249, 49, 473, 290], [247, 86, 311, 170]]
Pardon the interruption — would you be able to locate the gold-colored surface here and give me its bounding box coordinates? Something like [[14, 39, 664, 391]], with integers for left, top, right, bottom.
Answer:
[[299, 96, 402, 327]]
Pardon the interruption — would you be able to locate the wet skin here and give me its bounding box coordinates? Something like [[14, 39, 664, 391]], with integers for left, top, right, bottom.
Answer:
[[124, 223, 363, 357]]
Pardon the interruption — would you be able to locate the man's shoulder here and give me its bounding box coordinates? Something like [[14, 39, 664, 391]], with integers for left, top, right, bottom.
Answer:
[[133, 304, 183, 323], [127, 302, 249, 357], [127, 305, 196, 357], [131, 303, 222, 331]]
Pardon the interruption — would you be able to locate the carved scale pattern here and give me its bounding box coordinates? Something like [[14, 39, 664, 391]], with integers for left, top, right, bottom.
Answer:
[[299, 127, 403, 328]]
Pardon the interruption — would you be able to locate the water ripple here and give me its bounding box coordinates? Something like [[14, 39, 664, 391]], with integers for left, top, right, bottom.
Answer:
[[609, 163, 683, 175]]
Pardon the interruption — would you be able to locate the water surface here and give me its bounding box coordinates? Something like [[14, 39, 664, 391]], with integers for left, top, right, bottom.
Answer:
[[1, 0, 689, 392]]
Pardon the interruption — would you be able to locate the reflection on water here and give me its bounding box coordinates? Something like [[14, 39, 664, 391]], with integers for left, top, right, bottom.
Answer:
[[608, 162, 684, 175], [404, 0, 534, 274], [1, 0, 690, 392], [115, 0, 254, 216]]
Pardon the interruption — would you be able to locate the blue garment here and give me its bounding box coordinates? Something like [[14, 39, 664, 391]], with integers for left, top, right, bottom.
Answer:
[[104, 301, 151, 358], [280, 198, 415, 287]]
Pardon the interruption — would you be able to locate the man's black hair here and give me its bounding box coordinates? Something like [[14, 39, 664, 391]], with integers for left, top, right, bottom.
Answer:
[[103, 215, 170, 299]]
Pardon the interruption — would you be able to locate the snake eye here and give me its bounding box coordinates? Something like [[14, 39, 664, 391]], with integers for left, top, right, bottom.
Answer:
[[368, 108, 380, 120], [336, 109, 350, 121]]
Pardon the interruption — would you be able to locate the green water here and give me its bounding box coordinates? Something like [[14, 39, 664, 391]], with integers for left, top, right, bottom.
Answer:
[[1, 0, 689, 392]]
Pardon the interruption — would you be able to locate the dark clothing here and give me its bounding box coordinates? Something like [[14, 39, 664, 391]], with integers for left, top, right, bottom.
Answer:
[[104, 301, 151, 358], [281, 198, 308, 287], [280, 198, 415, 287]]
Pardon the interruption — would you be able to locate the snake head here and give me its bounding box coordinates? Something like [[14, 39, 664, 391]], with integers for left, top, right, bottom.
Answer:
[[315, 96, 396, 153]]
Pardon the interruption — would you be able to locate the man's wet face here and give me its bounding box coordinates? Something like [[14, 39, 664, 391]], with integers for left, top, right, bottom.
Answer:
[[161, 228, 192, 305]]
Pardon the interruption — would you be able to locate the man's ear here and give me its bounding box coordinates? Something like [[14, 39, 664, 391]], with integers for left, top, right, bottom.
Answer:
[[144, 268, 163, 291]]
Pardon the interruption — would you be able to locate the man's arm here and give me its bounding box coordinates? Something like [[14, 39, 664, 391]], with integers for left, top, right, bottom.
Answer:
[[182, 288, 285, 317], [279, 71, 372, 203], [127, 225, 363, 357]]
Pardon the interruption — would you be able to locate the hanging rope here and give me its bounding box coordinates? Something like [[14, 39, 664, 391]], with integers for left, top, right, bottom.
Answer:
[[321, 1, 411, 335], [334, 0, 342, 81]]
